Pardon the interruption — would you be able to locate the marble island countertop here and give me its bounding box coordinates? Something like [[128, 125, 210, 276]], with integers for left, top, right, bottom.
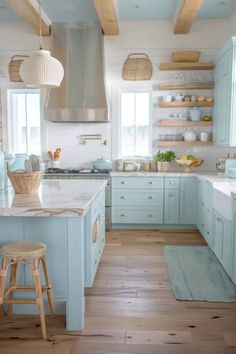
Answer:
[[0, 179, 107, 217]]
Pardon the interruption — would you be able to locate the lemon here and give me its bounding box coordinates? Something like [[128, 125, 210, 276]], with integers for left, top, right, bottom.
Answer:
[[180, 155, 187, 160]]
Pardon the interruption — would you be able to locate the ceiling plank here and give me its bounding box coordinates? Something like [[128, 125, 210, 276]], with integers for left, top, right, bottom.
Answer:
[[174, 0, 204, 34], [6, 0, 51, 36], [93, 0, 119, 35]]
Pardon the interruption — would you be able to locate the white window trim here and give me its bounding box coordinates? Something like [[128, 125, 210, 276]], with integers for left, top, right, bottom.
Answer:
[[3, 88, 42, 154], [113, 86, 153, 159]]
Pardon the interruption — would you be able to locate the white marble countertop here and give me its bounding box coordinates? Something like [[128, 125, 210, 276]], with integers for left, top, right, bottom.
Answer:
[[0, 180, 107, 217], [110, 171, 225, 179]]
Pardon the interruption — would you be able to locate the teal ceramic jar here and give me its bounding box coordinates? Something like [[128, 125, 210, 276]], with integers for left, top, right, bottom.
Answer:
[[11, 153, 27, 171]]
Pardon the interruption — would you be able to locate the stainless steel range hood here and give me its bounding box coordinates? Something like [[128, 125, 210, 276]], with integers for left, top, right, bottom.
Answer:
[[44, 22, 109, 123]]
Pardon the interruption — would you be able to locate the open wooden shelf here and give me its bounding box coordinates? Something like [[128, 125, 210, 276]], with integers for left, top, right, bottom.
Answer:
[[157, 141, 213, 147], [157, 119, 213, 127], [159, 101, 214, 108], [159, 83, 214, 90], [159, 62, 215, 71]]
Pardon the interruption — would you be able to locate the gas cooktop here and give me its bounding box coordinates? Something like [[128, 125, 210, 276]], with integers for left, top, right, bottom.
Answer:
[[46, 168, 111, 174]]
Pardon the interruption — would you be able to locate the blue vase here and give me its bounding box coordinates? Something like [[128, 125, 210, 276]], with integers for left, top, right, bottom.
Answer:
[[11, 153, 27, 171], [0, 151, 5, 190]]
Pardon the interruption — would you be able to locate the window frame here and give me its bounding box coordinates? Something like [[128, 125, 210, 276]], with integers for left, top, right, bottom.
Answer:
[[117, 87, 152, 159], [6, 88, 41, 155]]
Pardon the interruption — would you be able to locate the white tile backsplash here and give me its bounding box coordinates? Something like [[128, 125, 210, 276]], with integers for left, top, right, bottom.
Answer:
[[44, 121, 112, 168]]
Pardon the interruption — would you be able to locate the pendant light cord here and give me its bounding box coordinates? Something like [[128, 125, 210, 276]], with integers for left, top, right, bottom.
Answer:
[[38, 0, 42, 50]]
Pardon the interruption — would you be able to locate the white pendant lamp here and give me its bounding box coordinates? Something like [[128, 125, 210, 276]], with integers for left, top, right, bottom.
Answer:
[[20, 2, 64, 88]]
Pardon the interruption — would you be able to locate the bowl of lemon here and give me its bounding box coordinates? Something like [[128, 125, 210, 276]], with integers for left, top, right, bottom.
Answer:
[[175, 155, 204, 172]]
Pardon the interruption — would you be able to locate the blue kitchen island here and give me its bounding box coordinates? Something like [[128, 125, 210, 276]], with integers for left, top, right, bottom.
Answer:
[[0, 179, 106, 331]]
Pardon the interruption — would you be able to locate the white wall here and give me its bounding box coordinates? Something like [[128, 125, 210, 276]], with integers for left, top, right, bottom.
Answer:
[[105, 19, 236, 171], [1, 18, 236, 170]]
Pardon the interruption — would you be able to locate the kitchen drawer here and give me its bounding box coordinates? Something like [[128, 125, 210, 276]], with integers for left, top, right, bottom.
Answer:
[[112, 207, 163, 224], [165, 177, 180, 190], [112, 177, 164, 190], [112, 190, 163, 207]]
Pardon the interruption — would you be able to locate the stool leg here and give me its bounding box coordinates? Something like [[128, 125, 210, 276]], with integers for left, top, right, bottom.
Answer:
[[33, 258, 47, 340], [0, 257, 7, 316], [41, 256, 55, 318], [8, 260, 18, 317]]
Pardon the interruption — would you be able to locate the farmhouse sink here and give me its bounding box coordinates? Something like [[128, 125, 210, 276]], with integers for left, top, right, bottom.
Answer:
[[213, 183, 235, 220]]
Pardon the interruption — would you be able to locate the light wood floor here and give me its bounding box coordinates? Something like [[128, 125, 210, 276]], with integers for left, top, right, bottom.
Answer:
[[1, 229, 236, 354]]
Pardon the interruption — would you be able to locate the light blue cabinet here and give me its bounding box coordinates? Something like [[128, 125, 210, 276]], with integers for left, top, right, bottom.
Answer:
[[232, 214, 236, 284], [112, 177, 164, 225], [197, 179, 213, 246], [179, 178, 197, 225], [212, 209, 232, 277], [85, 190, 105, 287], [164, 189, 179, 224], [213, 37, 236, 146]]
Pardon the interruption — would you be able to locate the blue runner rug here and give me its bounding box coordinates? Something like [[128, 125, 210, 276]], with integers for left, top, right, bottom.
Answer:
[[164, 245, 236, 302]]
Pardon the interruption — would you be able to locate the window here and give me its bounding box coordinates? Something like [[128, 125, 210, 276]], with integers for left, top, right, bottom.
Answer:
[[120, 91, 151, 157], [7, 89, 41, 155]]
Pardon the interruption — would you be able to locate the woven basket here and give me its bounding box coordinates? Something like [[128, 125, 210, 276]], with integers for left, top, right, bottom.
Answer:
[[122, 53, 153, 81], [172, 51, 201, 63], [8, 55, 28, 82], [7, 165, 43, 194]]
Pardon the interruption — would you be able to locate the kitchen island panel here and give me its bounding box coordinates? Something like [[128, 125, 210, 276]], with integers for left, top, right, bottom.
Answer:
[[0, 216, 85, 330]]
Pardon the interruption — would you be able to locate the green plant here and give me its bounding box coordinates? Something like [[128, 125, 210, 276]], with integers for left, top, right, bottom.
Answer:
[[154, 150, 176, 162]]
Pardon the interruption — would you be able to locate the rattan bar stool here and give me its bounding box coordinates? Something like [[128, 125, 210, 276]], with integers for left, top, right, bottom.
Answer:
[[0, 241, 55, 339]]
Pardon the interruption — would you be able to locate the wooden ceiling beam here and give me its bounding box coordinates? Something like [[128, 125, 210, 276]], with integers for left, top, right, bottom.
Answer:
[[93, 0, 119, 35], [174, 0, 204, 34], [6, 0, 51, 36]]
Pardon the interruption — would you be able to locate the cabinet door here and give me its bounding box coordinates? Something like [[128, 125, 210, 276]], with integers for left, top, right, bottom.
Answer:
[[164, 189, 179, 224], [232, 215, 236, 284], [213, 48, 233, 145], [179, 178, 197, 225], [213, 61, 221, 144], [213, 210, 224, 261], [213, 209, 233, 277], [221, 219, 232, 276]]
